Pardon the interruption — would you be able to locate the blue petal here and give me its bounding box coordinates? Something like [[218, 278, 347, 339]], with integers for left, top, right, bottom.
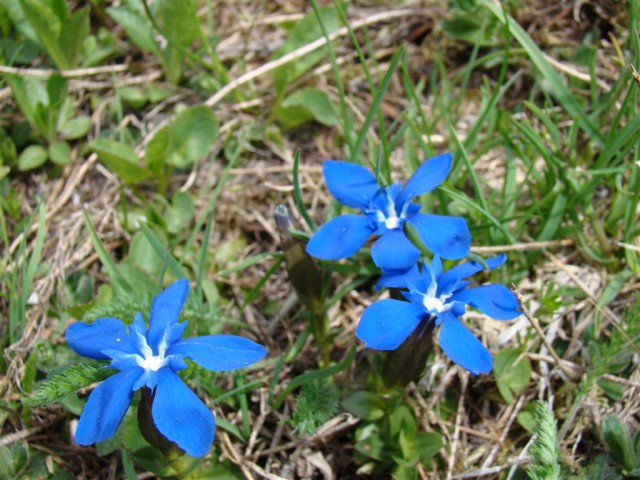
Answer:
[[439, 254, 507, 292], [396, 153, 452, 207], [167, 335, 267, 372], [147, 279, 190, 355], [408, 213, 470, 259], [437, 312, 492, 374], [430, 256, 443, 278], [371, 230, 421, 271], [152, 368, 215, 457], [356, 299, 426, 350], [74, 368, 141, 445], [451, 284, 521, 320], [375, 264, 422, 290], [306, 214, 373, 260], [66, 318, 136, 360], [323, 160, 379, 209]]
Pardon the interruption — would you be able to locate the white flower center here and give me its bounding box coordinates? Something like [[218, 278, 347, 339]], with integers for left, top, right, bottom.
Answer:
[[385, 215, 401, 230], [421, 281, 451, 314], [133, 328, 168, 372], [422, 295, 447, 312], [138, 354, 166, 372]]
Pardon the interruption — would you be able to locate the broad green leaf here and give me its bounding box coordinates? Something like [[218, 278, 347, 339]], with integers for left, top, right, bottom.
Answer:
[[89, 138, 151, 183], [355, 423, 384, 461], [145, 124, 169, 175], [18, 144, 48, 171], [46, 74, 68, 110], [165, 191, 195, 235], [278, 87, 339, 127], [416, 432, 443, 467], [107, 5, 162, 58], [120, 86, 149, 109], [494, 348, 531, 404], [603, 415, 639, 471], [146, 106, 218, 169], [4, 74, 36, 126], [0, 0, 38, 43], [271, 4, 342, 94], [442, 5, 499, 46], [48, 140, 72, 165], [18, 0, 69, 69], [154, 0, 199, 48], [342, 391, 385, 421], [127, 231, 165, 276], [57, 6, 89, 69], [60, 116, 92, 140]]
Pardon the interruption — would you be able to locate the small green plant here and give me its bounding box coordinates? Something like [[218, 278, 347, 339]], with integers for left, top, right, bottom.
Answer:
[[288, 380, 338, 436], [528, 402, 561, 480], [4, 74, 91, 170]]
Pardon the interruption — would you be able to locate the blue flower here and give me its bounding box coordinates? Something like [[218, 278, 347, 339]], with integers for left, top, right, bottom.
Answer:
[[356, 255, 520, 374], [306, 153, 471, 271], [65, 279, 267, 457]]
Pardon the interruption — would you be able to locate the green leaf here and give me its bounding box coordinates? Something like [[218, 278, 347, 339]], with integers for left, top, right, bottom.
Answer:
[[271, 4, 342, 95], [145, 124, 169, 175], [22, 362, 115, 407], [494, 348, 531, 404], [154, 0, 199, 83], [89, 138, 151, 183], [46, 74, 68, 110], [146, 106, 218, 169], [603, 415, 640, 471], [120, 86, 149, 109], [278, 87, 339, 127], [127, 231, 165, 276], [355, 423, 384, 461], [165, 191, 195, 235], [18, 0, 69, 69], [107, 5, 162, 57], [57, 5, 89, 68], [342, 391, 385, 421], [416, 432, 443, 467], [442, 5, 498, 46], [18, 144, 48, 171], [60, 116, 92, 140], [48, 140, 72, 165]]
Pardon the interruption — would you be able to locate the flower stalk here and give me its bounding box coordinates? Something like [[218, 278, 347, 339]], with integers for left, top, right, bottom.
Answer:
[[381, 313, 435, 388], [274, 205, 330, 359]]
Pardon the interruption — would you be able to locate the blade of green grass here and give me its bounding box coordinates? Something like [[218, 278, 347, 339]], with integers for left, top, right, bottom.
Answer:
[[310, 0, 353, 155], [293, 149, 316, 231], [140, 224, 188, 279], [350, 47, 404, 165], [84, 210, 133, 296], [479, 0, 605, 146]]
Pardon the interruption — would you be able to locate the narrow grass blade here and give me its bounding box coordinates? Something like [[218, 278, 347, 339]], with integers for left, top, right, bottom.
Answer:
[[479, 0, 605, 146], [84, 210, 134, 296]]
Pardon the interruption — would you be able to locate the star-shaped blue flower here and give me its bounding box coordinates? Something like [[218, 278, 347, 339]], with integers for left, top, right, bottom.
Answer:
[[65, 279, 267, 457], [356, 255, 521, 374], [306, 153, 471, 271]]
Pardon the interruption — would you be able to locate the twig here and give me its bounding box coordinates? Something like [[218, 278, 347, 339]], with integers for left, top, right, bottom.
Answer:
[[513, 287, 576, 379], [0, 64, 128, 78], [470, 238, 573, 253]]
